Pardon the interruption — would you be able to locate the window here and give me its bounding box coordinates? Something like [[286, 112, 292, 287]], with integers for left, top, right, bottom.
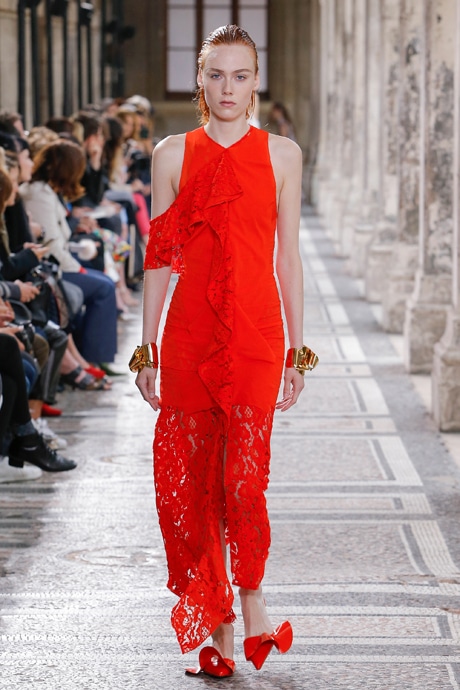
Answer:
[[166, 0, 269, 97]]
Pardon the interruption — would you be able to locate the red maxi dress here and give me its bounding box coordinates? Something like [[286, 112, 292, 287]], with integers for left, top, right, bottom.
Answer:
[[144, 125, 285, 654]]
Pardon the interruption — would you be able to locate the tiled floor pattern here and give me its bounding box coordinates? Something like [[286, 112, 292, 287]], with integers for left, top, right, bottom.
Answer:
[[1, 212, 460, 689]]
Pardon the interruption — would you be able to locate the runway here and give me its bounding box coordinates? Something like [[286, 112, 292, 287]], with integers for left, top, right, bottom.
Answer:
[[2, 211, 460, 689]]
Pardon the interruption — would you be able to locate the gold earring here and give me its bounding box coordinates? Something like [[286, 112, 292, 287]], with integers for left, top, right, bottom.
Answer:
[[246, 91, 256, 119]]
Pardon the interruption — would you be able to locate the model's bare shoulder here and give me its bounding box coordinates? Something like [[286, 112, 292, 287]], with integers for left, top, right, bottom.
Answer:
[[152, 133, 186, 171], [268, 132, 302, 168], [268, 133, 302, 197], [151, 134, 187, 203]]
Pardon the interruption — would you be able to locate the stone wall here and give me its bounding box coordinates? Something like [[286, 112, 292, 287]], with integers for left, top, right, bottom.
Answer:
[[314, 0, 460, 431], [0, 1, 104, 129]]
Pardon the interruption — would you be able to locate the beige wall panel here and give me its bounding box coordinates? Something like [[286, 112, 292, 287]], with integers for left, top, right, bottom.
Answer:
[[0, 5, 19, 113]]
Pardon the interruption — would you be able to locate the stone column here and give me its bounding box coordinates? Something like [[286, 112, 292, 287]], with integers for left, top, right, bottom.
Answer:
[[349, 0, 383, 277], [302, 0, 322, 204], [331, 0, 355, 253], [124, 0, 164, 100], [315, 0, 337, 218], [432, 0, 460, 430], [403, 0, 455, 373], [340, 0, 367, 257], [364, 0, 401, 302], [320, 0, 346, 240], [271, 0, 320, 204], [381, 0, 423, 332]]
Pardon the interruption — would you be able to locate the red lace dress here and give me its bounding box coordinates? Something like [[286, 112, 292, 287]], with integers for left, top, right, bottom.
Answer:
[[144, 126, 285, 653]]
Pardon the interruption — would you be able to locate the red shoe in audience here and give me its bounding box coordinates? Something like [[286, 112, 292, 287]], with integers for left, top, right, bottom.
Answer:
[[42, 403, 62, 417], [85, 366, 107, 379]]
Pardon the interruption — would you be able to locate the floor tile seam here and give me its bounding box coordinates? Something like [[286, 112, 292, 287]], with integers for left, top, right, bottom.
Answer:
[[271, 430, 404, 436], [0, 593, 455, 606], [267, 517, 443, 525], [6, 515, 440, 525], [11, 480, 428, 490], [1, 482, 429, 493], [274, 412, 394, 417], [0, 634, 457, 647], [297, 374, 393, 378], [267, 488, 434, 497], [0, 500, 430, 510], [272, 431, 401, 437], [411, 521, 460, 576], [268, 481, 425, 487], [266, 491, 430, 499], [2, 652, 460, 664], [0, 510, 433, 523], [3, 583, 458, 597], [2, 590, 448, 612], [73, 424, 401, 432], [270, 508, 433, 517], [265, 639, 460, 647]]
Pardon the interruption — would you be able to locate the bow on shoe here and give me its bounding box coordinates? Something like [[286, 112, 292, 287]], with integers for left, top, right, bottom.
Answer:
[[185, 646, 236, 678], [244, 621, 293, 671]]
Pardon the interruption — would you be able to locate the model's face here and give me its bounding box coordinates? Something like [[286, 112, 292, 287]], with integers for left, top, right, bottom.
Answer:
[[18, 148, 33, 183], [198, 44, 259, 122]]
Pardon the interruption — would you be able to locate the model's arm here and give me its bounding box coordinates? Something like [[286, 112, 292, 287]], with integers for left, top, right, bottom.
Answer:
[[270, 135, 305, 411], [135, 135, 184, 410]]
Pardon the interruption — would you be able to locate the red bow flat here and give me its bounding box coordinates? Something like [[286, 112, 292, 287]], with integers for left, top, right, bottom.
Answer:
[[185, 646, 236, 678], [244, 621, 293, 670]]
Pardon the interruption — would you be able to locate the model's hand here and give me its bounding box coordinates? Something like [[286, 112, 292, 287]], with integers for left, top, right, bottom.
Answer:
[[135, 367, 160, 410], [275, 368, 305, 411]]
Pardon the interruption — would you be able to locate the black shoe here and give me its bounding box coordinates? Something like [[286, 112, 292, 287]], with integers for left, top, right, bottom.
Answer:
[[8, 434, 77, 473]]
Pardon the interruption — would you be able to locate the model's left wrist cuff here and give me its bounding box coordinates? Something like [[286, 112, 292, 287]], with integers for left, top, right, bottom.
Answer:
[[285, 345, 319, 375], [129, 342, 159, 373]]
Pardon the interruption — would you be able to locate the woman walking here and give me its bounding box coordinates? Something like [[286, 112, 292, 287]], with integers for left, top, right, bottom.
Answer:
[[132, 25, 315, 677]]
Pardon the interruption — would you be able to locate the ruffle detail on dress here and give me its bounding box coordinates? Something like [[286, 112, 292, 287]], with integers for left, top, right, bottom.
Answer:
[[145, 152, 243, 420], [144, 152, 242, 274]]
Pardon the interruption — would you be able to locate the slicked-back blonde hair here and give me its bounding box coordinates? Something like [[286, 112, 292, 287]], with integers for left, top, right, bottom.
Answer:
[[196, 25, 258, 125]]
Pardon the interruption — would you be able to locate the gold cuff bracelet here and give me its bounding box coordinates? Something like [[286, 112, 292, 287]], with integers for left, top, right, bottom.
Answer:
[[285, 345, 319, 375], [129, 342, 159, 373]]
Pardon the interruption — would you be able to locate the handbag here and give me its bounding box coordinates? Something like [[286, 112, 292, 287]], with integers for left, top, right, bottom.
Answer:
[[31, 261, 84, 329], [26, 267, 54, 327], [58, 279, 84, 325], [9, 300, 36, 354]]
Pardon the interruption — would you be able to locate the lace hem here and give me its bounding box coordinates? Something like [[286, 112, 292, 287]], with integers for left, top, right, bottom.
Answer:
[[153, 404, 274, 653]]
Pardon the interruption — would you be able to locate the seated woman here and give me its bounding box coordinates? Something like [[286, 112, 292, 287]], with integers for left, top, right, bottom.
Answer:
[[19, 140, 118, 372], [0, 157, 66, 405], [1, 147, 108, 394], [0, 334, 76, 475], [0, 147, 48, 278], [0, 304, 76, 476]]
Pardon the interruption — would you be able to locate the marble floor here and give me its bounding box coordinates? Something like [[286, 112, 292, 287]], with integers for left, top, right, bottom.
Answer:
[[1, 212, 460, 689]]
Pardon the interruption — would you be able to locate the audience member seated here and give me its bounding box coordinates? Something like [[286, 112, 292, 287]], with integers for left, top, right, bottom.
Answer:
[[0, 332, 76, 482], [0, 158, 70, 444], [19, 139, 118, 372], [0, 109, 25, 137]]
